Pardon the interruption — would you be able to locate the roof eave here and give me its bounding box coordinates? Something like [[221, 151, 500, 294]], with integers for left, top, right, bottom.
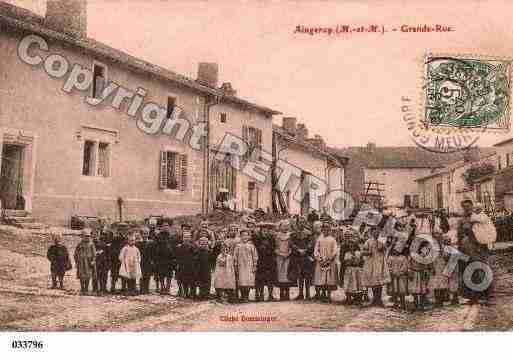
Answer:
[[0, 12, 281, 116]]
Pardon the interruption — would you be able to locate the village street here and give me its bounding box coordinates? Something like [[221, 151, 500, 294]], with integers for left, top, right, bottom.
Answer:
[[1, 226, 513, 332]]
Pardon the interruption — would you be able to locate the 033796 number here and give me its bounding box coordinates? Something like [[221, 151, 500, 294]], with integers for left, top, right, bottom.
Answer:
[[11, 340, 43, 349]]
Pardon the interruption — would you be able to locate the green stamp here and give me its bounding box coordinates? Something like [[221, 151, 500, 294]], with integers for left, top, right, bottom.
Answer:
[[424, 54, 511, 130]]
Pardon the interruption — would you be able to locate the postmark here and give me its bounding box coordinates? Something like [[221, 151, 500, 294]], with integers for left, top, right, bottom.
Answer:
[[423, 54, 511, 131], [402, 96, 480, 154]]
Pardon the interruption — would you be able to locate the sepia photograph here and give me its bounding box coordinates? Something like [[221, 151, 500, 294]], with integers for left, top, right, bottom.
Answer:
[[1, 0, 513, 356]]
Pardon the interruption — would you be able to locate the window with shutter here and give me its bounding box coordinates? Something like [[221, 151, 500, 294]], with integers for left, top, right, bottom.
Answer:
[[92, 63, 106, 99], [159, 151, 168, 189], [242, 125, 249, 162], [97, 142, 110, 177], [180, 154, 188, 192], [82, 140, 95, 176], [167, 97, 176, 119], [160, 151, 187, 191]]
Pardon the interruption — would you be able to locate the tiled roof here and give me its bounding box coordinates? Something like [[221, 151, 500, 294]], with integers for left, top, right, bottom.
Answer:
[[494, 137, 513, 147], [330, 146, 495, 169], [0, 2, 281, 116], [415, 150, 497, 182], [273, 125, 348, 166]]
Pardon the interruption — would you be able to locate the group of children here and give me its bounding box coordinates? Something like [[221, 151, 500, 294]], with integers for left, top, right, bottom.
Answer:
[[47, 212, 466, 312], [340, 215, 462, 312]]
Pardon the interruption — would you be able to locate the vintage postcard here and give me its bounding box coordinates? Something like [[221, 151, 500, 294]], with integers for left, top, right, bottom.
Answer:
[[2, 0, 513, 351]]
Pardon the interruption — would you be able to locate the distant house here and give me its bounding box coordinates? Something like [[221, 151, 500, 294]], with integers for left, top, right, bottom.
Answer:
[[273, 118, 348, 217], [492, 138, 513, 211], [331, 143, 477, 209], [415, 148, 496, 214]]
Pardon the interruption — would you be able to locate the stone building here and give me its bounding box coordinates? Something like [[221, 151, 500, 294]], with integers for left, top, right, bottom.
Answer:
[[415, 148, 496, 213], [492, 138, 513, 210], [0, 1, 279, 224], [273, 118, 347, 217], [332, 143, 467, 209]]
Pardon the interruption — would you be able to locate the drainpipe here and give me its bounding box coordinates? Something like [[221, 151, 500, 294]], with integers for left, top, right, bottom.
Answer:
[[202, 94, 221, 214]]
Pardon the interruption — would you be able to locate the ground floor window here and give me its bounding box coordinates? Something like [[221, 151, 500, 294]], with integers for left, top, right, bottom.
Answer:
[[159, 151, 188, 191], [211, 155, 236, 196], [248, 181, 259, 209], [82, 140, 111, 177]]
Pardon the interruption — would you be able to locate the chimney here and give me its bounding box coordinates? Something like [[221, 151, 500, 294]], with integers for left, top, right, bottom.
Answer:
[[366, 142, 376, 152], [197, 62, 219, 88], [282, 117, 297, 135], [296, 123, 308, 140], [463, 147, 480, 163], [311, 134, 326, 150], [45, 0, 87, 38], [220, 82, 237, 97]]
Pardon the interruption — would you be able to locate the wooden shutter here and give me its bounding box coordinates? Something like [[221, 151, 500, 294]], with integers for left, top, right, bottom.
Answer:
[[242, 125, 249, 161], [167, 97, 176, 119], [94, 76, 105, 99], [231, 165, 237, 198], [254, 128, 262, 161], [180, 154, 188, 192], [159, 151, 168, 189]]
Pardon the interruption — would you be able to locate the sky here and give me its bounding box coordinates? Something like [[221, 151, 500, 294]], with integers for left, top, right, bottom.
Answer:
[[8, 0, 513, 148]]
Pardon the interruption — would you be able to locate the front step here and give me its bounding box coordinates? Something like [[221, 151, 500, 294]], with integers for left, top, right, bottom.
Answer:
[[16, 222, 47, 230], [3, 209, 29, 217], [4, 216, 35, 223]]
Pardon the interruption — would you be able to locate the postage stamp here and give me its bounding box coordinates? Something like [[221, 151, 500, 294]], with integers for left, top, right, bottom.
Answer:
[[423, 54, 512, 132]]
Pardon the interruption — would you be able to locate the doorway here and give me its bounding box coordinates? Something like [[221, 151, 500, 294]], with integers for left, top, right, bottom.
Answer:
[[1, 144, 25, 210]]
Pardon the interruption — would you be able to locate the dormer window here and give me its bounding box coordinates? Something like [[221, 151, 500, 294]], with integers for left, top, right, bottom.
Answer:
[[167, 96, 176, 118], [92, 63, 107, 99]]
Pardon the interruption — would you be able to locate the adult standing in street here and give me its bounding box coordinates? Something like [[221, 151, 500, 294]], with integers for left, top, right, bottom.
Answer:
[[457, 197, 494, 305], [47, 233, 72, 290], [313, 221, 338, 302], [74, 229, 96, 295]]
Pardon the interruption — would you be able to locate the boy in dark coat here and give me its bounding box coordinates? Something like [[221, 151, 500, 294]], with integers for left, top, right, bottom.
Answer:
[[92, 232, 109, 295], [47, 233, 71, 289], [253, 223, 276, 301], [137, 227, 155, 294], [289, 219, 315, 300], [176, 224, 197, 298], [154, 223, 176, 295], [196, 236, 212, 300], [109, 224, 128, 293]]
